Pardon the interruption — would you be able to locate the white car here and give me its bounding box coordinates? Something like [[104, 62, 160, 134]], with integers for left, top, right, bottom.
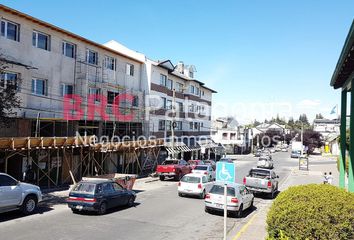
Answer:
[[257, 157, 274, 169], [0, 173, 42, 214], [178, 174, 213, 199], [205, 182, 254, 218], [192, 165, 216, 181]]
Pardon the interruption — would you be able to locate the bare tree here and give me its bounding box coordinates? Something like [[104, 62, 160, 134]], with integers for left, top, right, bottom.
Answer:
[[0, 55, 21, 126]]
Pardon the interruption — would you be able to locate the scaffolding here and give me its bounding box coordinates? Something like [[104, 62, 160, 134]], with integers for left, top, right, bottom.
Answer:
[[0, 136, 163, 188]]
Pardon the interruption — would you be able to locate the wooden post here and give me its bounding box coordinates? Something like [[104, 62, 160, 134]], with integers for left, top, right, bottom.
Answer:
[[340, 90, 347, 188], [349, 85, 354, 192]]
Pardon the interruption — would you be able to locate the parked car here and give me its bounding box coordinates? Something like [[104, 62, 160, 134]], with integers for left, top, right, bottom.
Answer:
[[260, 153, 272, 160], [218, 158, 233, 163], [192, 165, 216, 181], [0, 172, 42, 215], [254, 150, 262, 157], [178, 173, 213, 199], [203, 160, 216, 166], [290, 150, 301, 158], [281, 147, 288, 152], [270, 148, 276, 153], [67, 179, 136, 215], [243, 168, 279, 198], [156, 159, 191, 181], [204, 182, 254, 218], [188, 160, 205, 169], [257, 157, 273, 169]]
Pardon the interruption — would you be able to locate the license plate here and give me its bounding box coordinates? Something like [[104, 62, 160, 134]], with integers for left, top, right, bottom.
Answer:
[[215, 203, 223, 208], [76, 205, 83, 210]]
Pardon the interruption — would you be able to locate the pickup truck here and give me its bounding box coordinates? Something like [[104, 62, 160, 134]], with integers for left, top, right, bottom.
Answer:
[[156, 159, 191, 181], [243, 168, 279, 198]]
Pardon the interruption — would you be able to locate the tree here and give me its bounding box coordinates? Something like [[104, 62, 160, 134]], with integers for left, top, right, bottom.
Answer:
[[0, 56, 21, 126], [287, 117, 295, 128], [294, 129, 323, 153], [315, 113, 324, 119], [298, 114, 310, 126]]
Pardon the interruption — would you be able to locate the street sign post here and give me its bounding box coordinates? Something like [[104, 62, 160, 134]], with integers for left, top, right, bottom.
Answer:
[[215, 161, 236, 240]]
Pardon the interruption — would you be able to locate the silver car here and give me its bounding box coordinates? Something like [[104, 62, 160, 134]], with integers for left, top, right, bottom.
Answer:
[[204, 182, 254, 218], [0, 173, 42, 214]]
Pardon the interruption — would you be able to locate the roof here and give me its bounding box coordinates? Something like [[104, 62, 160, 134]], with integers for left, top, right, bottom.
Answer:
[[157, 60, 175, 72], [170, 71, 218, 93], [0, 4, 143, 63], [313, 119, 340, 124], [330, 20, 354, 89]]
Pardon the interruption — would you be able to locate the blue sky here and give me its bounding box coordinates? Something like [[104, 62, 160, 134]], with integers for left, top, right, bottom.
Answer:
[[2, 0, 353, 123]]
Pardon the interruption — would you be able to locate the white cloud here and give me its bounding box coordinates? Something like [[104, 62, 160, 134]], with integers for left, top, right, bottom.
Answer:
[[297, 99, 321, 108]]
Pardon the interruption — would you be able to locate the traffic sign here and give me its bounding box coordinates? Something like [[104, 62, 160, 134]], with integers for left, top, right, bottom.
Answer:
[[216, 161, 236, 183]]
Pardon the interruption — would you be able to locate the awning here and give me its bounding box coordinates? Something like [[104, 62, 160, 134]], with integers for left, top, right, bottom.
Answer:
[[197, 140, 219, 149]]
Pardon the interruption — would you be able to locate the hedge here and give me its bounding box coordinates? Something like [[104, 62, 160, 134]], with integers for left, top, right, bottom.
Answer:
[[266, 184, 354, 240]]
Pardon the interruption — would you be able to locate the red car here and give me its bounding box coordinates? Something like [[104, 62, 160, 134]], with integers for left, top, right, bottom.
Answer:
[[188, 160, 205, 169], [156, 159, 191, 181]]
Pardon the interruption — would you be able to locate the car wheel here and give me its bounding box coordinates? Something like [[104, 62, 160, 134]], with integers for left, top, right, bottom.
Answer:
[[200, 190, 206, 199], [21, 195, 37, 215], [236, 204, 243, 218], [98, 202, 107, 215], [127, 197, 135, 207], [250, 199, 254, 209], [175, 172, 182, 181], [178, 192, 183, 197], [204, 207, 209, 213], [269, 190, 275, 199], [159, 175, 165, 181], [71, 209, 80, 214]]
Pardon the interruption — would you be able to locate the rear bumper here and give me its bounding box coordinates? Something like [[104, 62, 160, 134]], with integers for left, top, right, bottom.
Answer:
[[158, 172, 176, 177], [246, 186, 272, 193], [178, 189, 203, 196], [67, 202, 99, 212], [205, 201, 239, 212]]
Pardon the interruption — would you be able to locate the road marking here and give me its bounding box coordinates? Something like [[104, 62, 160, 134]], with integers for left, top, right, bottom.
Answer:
[[232, 212, 258, 240]]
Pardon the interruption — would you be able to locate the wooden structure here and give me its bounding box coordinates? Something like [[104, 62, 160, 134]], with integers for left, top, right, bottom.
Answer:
[[0, 136, 163, 188]]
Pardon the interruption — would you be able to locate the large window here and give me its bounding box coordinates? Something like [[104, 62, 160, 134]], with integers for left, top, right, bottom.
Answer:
[[175, 82, 183, 92], [189, 85, 195, 94], [177, 102, 183, 112], [166, 100, 172, 110], [32, 31, 50, 51], [160, 74, 167, 86], [166, 79, 173, 90], [161, 97, 166, 109], [62, 41, 75, 58], [126, 64, 134, 76], [105, 56, 116, 70], [158, 120, 165, 131], [86, 49, 98, 65], [32, 78, 48, 96], [107, 91, 119, 104], [166, 120, 172, 131], [175, 121, 182, 130], [0, 72, 18, 89], [61, 84, 73, 96], [88, 88, 101, 102], [1, 19, 20, 41]]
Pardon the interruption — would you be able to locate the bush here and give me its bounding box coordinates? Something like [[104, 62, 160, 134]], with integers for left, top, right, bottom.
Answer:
[[266, 184, 354, 240]]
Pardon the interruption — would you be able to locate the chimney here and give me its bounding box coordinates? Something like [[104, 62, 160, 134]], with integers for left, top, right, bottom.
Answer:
[[176, 61, 184, 74]]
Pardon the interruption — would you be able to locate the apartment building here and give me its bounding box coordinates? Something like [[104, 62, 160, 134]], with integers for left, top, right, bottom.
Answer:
[[0, 5, 145, 138]]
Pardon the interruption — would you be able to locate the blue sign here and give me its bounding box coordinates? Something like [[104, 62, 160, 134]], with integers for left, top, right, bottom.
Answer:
[[216, 162, 236, 183]]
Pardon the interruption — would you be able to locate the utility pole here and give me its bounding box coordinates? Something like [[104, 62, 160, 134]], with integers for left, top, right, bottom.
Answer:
[[171, 88, 176, 158], [301, 123, 304, 156]]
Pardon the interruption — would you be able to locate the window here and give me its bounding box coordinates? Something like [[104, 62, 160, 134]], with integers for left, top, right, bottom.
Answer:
[[189, 85, 195, 94], [132, 96, 139, 107], [0, 72, 18, 89], [166, 79, 173, 90], [158, 120, 165, 131], [31, 78, 47, 96], [190, 122, 193, 130], [196, 87, 200, 96], [160, 74, 167, 86], [112, 182, 123, 191], [161, 97, 166, 109], [0, 175, 18, 186], [107, 91, 119, 104], [1, 19, 20, 41], [194, 122, 199, 130], [166, 100, 172, 110], [32, 31, 50, 50], [189, 104, 195, 112], [62, 41, 75, 58], [175, 121, 182, 130], [105, 56, 115, 70], [61, 84, 73, 96], [222, 133, 228, 140], [175, 82, 183, 92], [88, 88, 101, 102], [202, 90, 205, 96], [126, 64, 134, 76], [230, 133, 236, 140], [177, 102, 183, 112], [166, 120, 172, 131], [189, 71, 194, 79], [86, 49, 98, 65]]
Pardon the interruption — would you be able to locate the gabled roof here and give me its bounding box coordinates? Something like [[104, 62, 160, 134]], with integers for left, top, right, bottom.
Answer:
[[157, 60, 175, 72]]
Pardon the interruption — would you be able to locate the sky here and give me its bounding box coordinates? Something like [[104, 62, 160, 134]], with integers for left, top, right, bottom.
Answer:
[[1, 0, 353, 124]]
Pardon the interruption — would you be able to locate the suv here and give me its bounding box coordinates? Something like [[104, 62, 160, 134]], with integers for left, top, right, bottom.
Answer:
[[0, 173, 42, 215]]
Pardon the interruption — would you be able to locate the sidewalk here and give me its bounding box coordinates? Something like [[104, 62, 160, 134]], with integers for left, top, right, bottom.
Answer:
[[228, 156, 338, 240]]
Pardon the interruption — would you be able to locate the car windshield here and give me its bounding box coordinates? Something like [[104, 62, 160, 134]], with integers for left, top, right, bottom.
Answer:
[[250, 169, 270, 179], [163, 160, 179, 165], [189, 161, 198, 165], [210, 185, 235, 196], [194, 166, 208, 171], [181, 176, 201, 183], [73, 183, 96, 193]]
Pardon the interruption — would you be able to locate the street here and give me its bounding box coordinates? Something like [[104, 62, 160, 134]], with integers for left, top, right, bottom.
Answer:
[[0, 152, 298, 240]]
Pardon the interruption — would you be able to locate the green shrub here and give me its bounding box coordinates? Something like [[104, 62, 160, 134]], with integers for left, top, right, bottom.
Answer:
[[266, 184, 354, 240]]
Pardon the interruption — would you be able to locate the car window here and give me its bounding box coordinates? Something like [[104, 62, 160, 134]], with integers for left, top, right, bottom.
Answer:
[[210, 185, 235, 196], [163, 160, 179, 165], [194, 166, 208, 171], [73, 183, 96, 193], [102, 183, 114, 193], [202, 176, 208, 183], [112, 182, 124, 191], [239, 186, 247, 195], [0, 175, 18, 186], [181, 176, 201, 183]]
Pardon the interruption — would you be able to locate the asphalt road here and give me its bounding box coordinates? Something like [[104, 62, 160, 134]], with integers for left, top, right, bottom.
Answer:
[[0, 152, 298, 240]]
